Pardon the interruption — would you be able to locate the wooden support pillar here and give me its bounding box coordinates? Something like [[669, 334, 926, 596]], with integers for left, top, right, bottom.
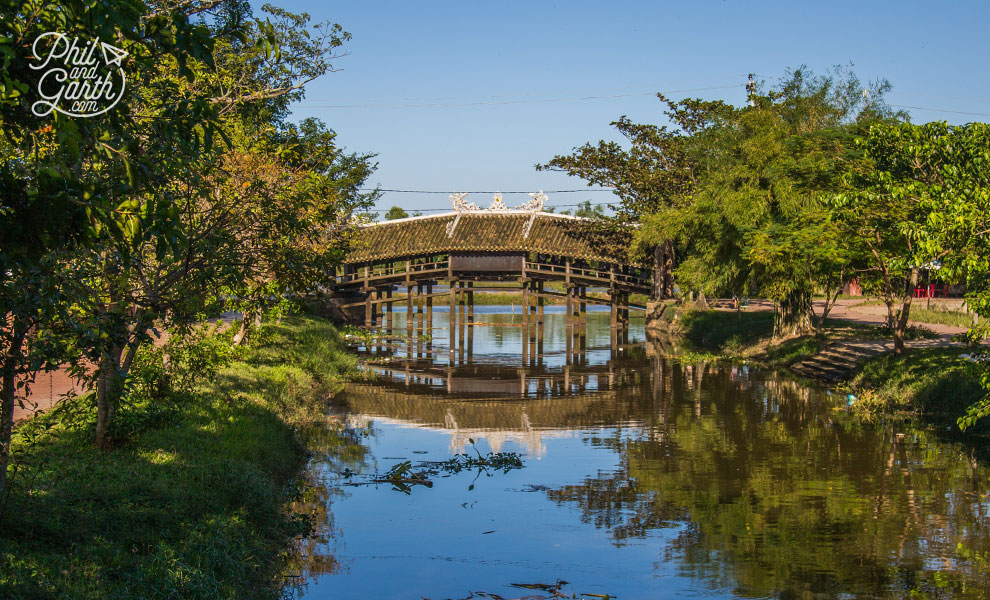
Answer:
[[536, 281, 545, 325], [565, 284, 574, 329], [364, 288, 373, 328], [458, 281, 466, 363], [416, 283, 424, 334], [467, 281, 474, 324], [386, 288, 393, 330], [521, 279, 530, 328], [466, 281, 474, 359], [610, 289, 618, 330], [528, 281, 537, 365], [406, 284, 414, 332], [449, 278, 457, 360], [371, 288, 382, 327], [579, 287, 587, 326]]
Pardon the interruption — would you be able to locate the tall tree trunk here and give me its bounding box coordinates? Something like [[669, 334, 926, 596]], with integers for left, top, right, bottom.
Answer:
[[813, 270, 845, 334], [94, 342, 125, 450], [232, 313, 251, 346], [774, 289, 814, 339], [893, 268, 920, 354], [232, 309, 261, 346], [1, 319, 29, 500], [651, 240, 676, 300]]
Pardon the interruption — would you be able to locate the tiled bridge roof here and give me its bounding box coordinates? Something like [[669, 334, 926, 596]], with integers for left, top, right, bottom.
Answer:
[[344, 212, 641, 266]]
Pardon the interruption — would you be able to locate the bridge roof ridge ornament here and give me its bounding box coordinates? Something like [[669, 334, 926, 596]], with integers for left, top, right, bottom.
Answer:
[[446, 189, 549, 238]]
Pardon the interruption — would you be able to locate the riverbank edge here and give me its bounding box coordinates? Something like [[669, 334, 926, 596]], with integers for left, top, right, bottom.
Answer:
[[0, 315, 358, 599], [667, 308, 989, 437]]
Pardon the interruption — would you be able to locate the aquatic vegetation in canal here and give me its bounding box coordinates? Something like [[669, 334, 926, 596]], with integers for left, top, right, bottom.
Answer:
[[342, 440, 523, 494], [428, 579, 615, 600], [341, 324, 433, 346]]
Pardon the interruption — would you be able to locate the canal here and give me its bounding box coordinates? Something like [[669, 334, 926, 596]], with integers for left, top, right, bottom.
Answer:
[[290, 306, 990, 599]]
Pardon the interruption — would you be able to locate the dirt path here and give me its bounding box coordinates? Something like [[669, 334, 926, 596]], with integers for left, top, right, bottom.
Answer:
[[711, 297, 971, 336]]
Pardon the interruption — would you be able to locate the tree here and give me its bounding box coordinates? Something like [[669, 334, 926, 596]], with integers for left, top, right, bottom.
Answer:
[[384, 205, 408, 220], [830, 121, 990, 423], [637, 67, 901, 336], [1, 0, 226, 490], [829, 121, 989, 354], [70, 3, 366, 448], [222, 118, 379, 346], [572, 200, 605, 219], [539, 96, 731, 300]]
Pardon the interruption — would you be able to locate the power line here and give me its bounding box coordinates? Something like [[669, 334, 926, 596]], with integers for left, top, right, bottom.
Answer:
[[299, 84, 744, 109], [890, 104, 990, 117], [363, 200, 615, 214]]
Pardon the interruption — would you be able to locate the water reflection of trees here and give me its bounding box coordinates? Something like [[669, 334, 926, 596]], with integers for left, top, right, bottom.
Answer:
[[283, 421, 373, 597], [548, 360, 990, 599]]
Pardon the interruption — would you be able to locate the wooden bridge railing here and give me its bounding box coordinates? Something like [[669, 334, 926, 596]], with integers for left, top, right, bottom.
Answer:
[[334, 256, 650, 292]]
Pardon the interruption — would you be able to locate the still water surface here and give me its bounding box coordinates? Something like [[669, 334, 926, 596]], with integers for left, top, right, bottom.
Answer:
[[293, 307, 990, 599]]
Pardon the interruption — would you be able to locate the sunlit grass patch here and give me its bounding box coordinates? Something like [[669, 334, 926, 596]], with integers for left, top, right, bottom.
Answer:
[[848, 347, 987, 432]]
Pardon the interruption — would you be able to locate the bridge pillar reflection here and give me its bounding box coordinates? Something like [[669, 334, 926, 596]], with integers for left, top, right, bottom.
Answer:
[[426, 283, 433, 333], [448, 278, 457, 363], [466, 282, 474, 361], [458, 281, 467, 364]]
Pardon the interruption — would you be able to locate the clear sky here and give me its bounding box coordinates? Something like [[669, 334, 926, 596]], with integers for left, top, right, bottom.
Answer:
[[251, 0, 990, 215]]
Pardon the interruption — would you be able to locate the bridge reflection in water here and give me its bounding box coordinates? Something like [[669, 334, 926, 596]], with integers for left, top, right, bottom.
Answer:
[[341, 307, 700, 456]]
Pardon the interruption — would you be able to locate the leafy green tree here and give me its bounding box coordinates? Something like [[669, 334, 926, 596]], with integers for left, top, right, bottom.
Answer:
[[638, 68, 900, 336], [221, 118, 379, 346], [571, 200, 606, 219], [539, 96, 731, 299], [831, 121, 990, 423], [384, 205, 408, 220], [70, 3, 365, 448], [1, 0, 225, 487]]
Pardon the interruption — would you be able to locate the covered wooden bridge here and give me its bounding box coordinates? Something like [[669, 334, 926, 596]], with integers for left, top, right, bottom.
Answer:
[[330, 192, 652, 333]]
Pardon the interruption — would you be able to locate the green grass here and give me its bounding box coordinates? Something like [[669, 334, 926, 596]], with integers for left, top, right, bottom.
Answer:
[[908, 306, 979, 328], [847, 347, 989, 433], [676, 310, 829, 366], [675, 310, 937, 366], [0, 316, 358, 600], [851, 299, 980, 328], [678, 310, 776, 354]]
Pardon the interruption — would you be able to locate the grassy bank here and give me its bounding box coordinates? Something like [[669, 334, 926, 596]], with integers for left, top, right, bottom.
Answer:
[[847, 348, 989, 435], [0, 316, 356, 600], [674, 309, 990, 437], [676, 309, 937, 366], [676, 310, 827, 366]]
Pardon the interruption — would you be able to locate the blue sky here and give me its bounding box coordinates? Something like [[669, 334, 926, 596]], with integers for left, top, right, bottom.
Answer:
[[252, 0, 990, 215]]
